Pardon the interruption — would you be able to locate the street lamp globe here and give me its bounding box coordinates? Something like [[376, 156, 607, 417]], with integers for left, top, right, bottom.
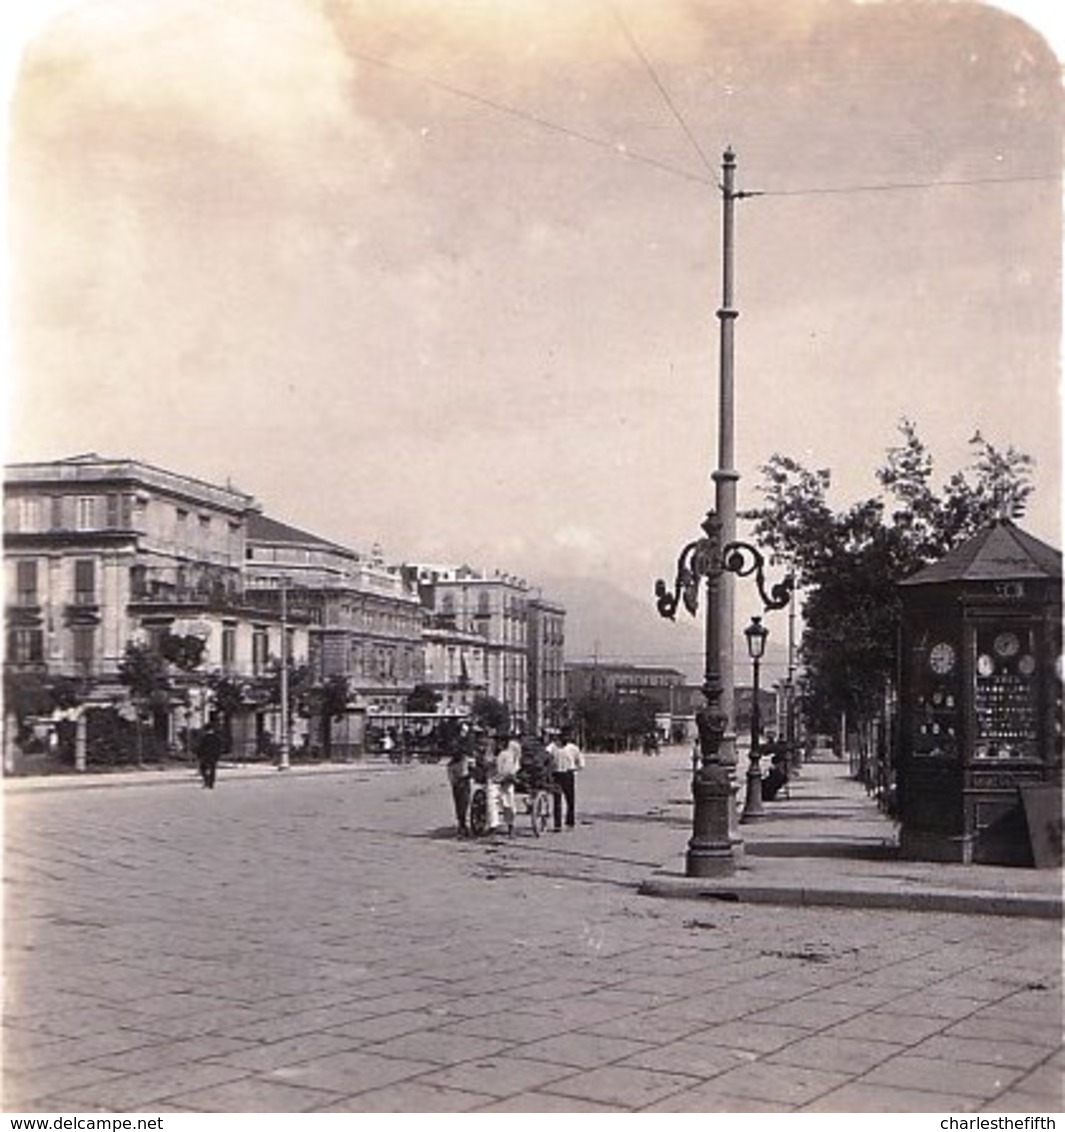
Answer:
[[744, 615, 769, 661]]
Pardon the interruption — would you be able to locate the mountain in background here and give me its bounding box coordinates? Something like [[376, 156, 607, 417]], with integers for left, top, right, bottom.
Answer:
[[534, 573, 705, 682], [535, 573, 793, 689]]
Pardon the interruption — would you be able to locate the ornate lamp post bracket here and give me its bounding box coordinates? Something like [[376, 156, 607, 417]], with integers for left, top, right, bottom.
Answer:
[[721, 542, 794, 611], [655, 515, 793, 622]]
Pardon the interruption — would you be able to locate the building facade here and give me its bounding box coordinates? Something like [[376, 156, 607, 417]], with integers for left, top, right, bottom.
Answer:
[[409, 564, 534, 730], [527, 595, 566, 733], [3, 454, 309, 762], [5, 455, 566, 764], [244, 515, 425, 719]]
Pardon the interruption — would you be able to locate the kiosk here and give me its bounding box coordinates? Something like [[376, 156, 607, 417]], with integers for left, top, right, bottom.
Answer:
[[897, 520, 1062, 865]]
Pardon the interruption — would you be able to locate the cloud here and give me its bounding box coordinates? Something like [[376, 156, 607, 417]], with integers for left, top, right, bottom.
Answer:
[[18, 0, 357, 149]]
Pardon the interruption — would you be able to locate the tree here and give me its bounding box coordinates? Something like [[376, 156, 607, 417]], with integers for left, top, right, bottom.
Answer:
[[160, 633, 207, 673], [744, 421, 1035, 752], [311, 675, 350, 759], [117, 642, 172, 764], [572, 693, 657, 752], [406, 684, 441, 714], [470, 695, 509, 735]]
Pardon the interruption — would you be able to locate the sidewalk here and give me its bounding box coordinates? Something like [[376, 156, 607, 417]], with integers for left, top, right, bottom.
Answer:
[[2, 755, 401, 794], [639, 756, 1064, 920]]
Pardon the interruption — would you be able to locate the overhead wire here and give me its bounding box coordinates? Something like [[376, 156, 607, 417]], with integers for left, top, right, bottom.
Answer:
[[606, 1, 717, 179], [759, 172, 1060, 198], [348, 45, 1056, 200], [345, 47, 715, 188]]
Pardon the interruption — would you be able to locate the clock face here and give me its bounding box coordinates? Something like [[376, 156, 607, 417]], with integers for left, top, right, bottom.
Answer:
[[994, 631, 1020, 658], [929, 642, 956, 675], [1018, 654, 1036, 677], [977, 654, 995, 678]]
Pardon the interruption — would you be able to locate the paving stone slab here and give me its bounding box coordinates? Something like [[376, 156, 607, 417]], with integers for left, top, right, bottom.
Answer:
[[805, 1083, 983, 1112], [765, 1034, 905, 1074], [263, 1048, 437, 1095], [415, 1055, 580, 1097], [316, 1081, 494, 1111], [169, 1076, 342, 1112], [911, 1033, 1059, 1070], [694, 1061, 851, 1106], [509, 1031, 652, 1069], [538, 1063, 697, 1108], [473, 1090, 628, 1112], [858, 1053, 1026, 1098]]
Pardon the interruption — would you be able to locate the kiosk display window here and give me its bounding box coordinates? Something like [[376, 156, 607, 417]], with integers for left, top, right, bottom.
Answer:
[[912, 633, 960, 758], [972, 623, 1039, 760]]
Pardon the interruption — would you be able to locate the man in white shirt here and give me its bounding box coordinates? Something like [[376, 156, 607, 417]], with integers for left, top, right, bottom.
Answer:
[[549, 730, 585, 831]]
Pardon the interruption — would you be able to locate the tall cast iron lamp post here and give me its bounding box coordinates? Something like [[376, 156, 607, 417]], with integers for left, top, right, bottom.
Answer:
[[740, 615, 768, 823], [656, 528, 791, 874], [653, 143, 794, 875]]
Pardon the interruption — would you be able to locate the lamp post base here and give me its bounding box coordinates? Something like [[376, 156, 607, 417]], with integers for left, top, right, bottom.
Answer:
[[740, 754, 766, 823], [686, 763, 737, 877]]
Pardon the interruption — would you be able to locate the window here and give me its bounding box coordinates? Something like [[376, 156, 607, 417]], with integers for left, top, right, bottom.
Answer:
[[72, 626, 95, 670], [50, 496, 64, 530], [17, 497, 40, 532], [222, 625, 236, 670], [105, 493, 132, 528], [130, 564, 148, 599], [16, 560, 38, 606], [252, 627, 269, 675], [76, 497, 96, 530], [8, 628, 43, 664], [74, 560, 96, 605]]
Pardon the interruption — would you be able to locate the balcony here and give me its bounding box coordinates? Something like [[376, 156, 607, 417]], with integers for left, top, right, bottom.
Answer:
[[129, 571, 245, 612]]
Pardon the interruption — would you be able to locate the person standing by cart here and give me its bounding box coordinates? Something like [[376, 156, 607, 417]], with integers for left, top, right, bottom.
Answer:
[[494, 734, 522, 836], [446, 724, 473, 837], [550, 729, 584, 830]]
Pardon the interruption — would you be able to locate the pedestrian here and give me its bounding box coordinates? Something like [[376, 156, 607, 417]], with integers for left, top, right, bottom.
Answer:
[[494, 734, 522, 836], [550, 729, 584, 830], [196, 718, 223, 789], [446, 727, 473, 837]]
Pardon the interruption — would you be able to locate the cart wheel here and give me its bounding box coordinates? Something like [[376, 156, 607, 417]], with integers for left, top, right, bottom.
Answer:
[[531, 790, 551, 837], [469, 788, 488, 837]]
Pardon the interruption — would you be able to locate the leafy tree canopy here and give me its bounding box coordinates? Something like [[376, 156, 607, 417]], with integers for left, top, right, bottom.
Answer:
[[743, 420, 1035, 733], [470, 694, 509, 735], [406, 684, 442, 714]]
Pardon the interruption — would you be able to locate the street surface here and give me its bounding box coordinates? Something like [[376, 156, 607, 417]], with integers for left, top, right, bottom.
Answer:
[[3, 748, 1062, 1113]]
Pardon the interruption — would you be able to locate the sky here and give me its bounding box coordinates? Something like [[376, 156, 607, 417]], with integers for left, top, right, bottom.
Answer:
[[3, 0, 1063, 662]]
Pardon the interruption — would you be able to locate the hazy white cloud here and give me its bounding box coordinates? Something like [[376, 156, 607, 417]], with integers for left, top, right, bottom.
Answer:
[[4, 0, 1061, 624]]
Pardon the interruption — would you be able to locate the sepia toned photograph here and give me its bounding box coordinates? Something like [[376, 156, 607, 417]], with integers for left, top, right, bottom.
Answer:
[[2, 0, 1062, 1119]]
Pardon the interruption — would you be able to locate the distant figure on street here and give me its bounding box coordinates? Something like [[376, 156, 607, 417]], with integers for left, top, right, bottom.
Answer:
[[196, 719, 223, 789], [446, 726, 473, 837], [642, 731, 660, 756], [550, 730, 584, 831]]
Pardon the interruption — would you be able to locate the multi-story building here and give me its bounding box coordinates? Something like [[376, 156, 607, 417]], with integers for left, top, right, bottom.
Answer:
[[244, 514, 425, 722], [409, 564, 535, 730], [565, 661, 687, 707], [3, 454, 309, 762], [420, 618, 489, 715], [527, 595, 566, 733]]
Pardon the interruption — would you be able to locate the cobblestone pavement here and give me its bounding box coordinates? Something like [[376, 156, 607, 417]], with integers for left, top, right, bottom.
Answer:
[[4, 750, 1062, 1113]]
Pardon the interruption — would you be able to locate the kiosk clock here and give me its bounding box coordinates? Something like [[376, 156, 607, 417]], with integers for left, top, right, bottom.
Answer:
[[929, 642, 956, 675], [994, 632, 1020, 659]]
